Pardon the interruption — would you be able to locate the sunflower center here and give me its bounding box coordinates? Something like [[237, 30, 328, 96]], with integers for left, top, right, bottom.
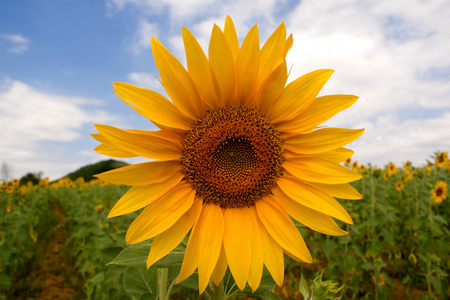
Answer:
[[436, 187, 443, 197], [181, 106, 284, 208]]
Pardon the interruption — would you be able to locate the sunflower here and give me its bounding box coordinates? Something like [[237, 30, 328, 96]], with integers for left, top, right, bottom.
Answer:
[[395, 180, 404, 191], [344, 157, 351, 167], [431, 181, 448, 204], [387, 162, 398, 176], [404, 160, 411, 170], [435, 151, 449, 167], [93, 16, 364, 293]]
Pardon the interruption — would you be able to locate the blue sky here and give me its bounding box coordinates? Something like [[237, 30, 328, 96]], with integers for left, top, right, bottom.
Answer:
[[1, 0, 450, 180]]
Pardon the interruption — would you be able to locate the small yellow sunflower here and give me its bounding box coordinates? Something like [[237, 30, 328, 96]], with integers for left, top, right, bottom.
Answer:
[[11, 178, 20, 187], [395, 180, 404, 191], [403, 170, 412, 182], [403, 160, 412, 170], [387, 162, 398, 177], [93, 17, 363, 293], [358, 163, 367, 175], [344, 157, 351, 167], [431, 181, 448, 204], [435, 151, 449, 167]]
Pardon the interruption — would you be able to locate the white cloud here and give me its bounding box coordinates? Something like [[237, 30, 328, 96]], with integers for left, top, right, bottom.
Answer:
[[280, 0, 450, 166], [0, 33, 30, 54], [0, 77, 118, 179], [127, 72, 163, 91], [127, 19, 159, 54], [350, 112, 450, 167], [107, 0, 450, 167]]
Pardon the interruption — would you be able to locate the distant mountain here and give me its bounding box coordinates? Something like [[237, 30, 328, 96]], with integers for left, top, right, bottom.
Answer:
[[64, 159, 129, 182]]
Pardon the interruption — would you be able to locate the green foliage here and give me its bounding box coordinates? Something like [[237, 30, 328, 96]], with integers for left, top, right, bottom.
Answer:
[[19, 172, 42, 186], [1, 154, 449, 299], [63, 159, 129, 182]]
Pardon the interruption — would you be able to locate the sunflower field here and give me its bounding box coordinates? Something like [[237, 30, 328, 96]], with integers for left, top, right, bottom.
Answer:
[[0, 152, 449, 300]]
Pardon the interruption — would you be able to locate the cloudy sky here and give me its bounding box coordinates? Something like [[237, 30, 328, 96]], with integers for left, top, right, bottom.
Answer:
[[1, 0, 449, 180]]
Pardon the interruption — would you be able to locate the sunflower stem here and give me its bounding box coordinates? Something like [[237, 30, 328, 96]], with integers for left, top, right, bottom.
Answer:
[[207, 280, 226, 300], [157, 268, 168, 300]]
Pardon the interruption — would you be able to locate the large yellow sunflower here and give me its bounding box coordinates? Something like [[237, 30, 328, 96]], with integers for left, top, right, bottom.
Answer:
[[93, 16, 364, 293]]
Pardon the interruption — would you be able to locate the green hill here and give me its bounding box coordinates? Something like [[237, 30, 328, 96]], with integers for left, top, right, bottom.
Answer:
[[64, 159, 129, 182]]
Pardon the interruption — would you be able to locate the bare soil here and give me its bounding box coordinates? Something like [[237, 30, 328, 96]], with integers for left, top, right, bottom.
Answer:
[[11, 202, 82, 300]]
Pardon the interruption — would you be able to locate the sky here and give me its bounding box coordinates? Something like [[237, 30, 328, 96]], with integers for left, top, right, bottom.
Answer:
[[1, 0, 449, 180]]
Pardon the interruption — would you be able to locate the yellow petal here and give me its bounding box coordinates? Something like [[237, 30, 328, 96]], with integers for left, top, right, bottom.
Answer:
[[256, 60, 288, 113], [92, 132, 137, 158], [283, 156, 362, 184], [96, 160, 181, 186], [277, 175, 353, 224], [125, 181, 195, 244], [223, 208, 252, 290], [321, 147, 354, 163], [284, 128, 364, 154], [177, 204, 202, 284], [209, 25, 236, 107], [147, 198, 202, 268], [276, 95, 359, 134], [269, 69, 334, 124], [182, 27, 220, 109], [311, 182, 363, 200], [151, 37, 206, 119], [196, 204, 224, 294], [272, 186, 347, 236], [236, 24, 260, 106], [94, 143, 136, 158], [259, 22, 286, 83], [113, 82, 192, 130], [283, 248, 306, 263], [284, 147, 354, 163], [256, 214, 284, 287], [107, 172, 184, 218], [128, 128, 182, 144], [95, 124, 182, 160], [211, 245, 228, 286], [255, 195, 312, 263], [247, 207, 264, 292], [91, 132, 109, 144], [224, 15, 240, 60], [283, 34, 293, 56]]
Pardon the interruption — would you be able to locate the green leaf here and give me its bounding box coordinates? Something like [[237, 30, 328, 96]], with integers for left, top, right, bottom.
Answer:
[[380, 228, 395, 246], [101, 246, 124, 263], [322, 238, 337, 256], [432, 267, 448, 277], [260, 291, 284, 300], [361, 261, 375, 271], [241, 269, 276, 295], [152, 245, 185, 268], [107, 241, 151, 267], [351, 244, 364, 259], [432, 215, 448, 225], [299, 273, 310, 298], [123, 266, 157, 299], [87, 271, 105, 284], [177, 272, 199, 290], [410, 217, 424, 230], [375, 284, 388, 300], [367, 239, 382, 258], [0, 272, 11, 286], [435, 239, 450, 258]]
